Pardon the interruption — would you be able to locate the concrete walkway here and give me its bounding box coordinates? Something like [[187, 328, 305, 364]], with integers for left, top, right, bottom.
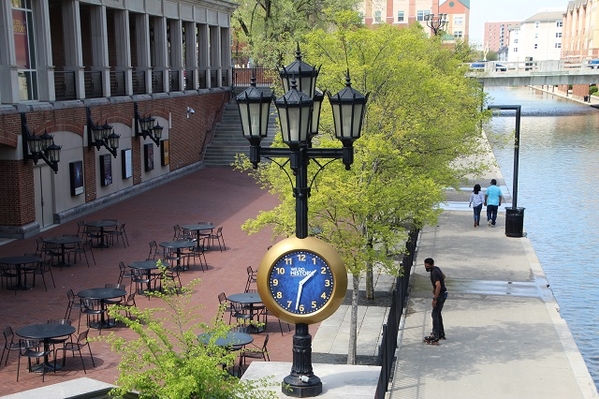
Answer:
[[389, 186, 599, 398]]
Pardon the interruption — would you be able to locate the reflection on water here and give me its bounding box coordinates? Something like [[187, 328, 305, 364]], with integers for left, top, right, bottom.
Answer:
[[486, 87, 599, 389]]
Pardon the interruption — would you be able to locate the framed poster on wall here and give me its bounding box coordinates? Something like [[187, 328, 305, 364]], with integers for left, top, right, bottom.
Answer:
[[122, 148, 132, 179], [144, 143, 154, 171], [161, 140, 170, 166], [69, 161, 84, 196], [100, 154, 113, 186]]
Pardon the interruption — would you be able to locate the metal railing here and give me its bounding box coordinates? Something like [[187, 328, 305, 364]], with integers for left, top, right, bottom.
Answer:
[[54, 70, 77, 101], [132, 69, 146, 95], [232, 66, 274, 87], [375, 228, 419, 399], [84, 70, 103, 98], [152, 70, 164, 93], [110, 70, 126, 97]]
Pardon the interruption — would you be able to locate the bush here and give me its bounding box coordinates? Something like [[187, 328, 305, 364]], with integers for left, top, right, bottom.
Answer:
[[96, 266, 276, 399]]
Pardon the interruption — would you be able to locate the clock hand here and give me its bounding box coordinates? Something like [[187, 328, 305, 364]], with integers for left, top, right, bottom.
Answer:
[[295, 270, 317, 311]]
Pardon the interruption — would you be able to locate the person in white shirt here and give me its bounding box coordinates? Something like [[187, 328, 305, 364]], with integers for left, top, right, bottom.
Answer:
[[469, 183, 485, 227]]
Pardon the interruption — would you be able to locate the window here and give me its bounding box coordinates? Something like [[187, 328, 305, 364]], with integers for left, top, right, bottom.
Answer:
[[453, 30, 463, 38], [374, 10, 381, 23], [513, 48, 518, 52], [556, 32, 562, 38], [556, 21, 563, 27], [454, 16, 463, 25], [534, 43, 538, 49], [514, 39, 518, 44], [397, 11, 404, 22], [12, 0, 38, 100], [555, 43, 562, 48], [535, 33, 538, 39], [417, 10, 430, 22]]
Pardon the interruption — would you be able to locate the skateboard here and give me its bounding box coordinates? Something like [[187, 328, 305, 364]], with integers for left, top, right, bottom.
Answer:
[[423, 335, 440, 345]]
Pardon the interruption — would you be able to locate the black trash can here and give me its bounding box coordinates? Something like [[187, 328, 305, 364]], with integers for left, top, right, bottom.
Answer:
[[505, 207, 525, 238], [584, 95, 590, 102]]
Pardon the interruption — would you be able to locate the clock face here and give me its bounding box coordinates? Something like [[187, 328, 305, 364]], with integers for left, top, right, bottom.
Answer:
[[268, 250, 334, 315], [257, 236, 347, 324]]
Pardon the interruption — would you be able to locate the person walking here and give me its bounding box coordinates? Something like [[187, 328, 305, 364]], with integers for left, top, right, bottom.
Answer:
[[424, 258, 447, 344], [484, 178, 503, 227], [469, 184, 485, 227]]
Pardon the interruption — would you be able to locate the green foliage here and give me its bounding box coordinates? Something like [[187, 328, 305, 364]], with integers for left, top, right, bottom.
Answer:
[[96, 268, 276, 399], [236, 23, 490, 275], [232, 0, 361, 67]]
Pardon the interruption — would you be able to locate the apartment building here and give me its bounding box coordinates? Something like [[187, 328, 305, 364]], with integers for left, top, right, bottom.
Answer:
[[0, 0, 235, 238], [562, 0, 599, 61], [483, 22, 520, 52], [360, 0, 470, 42], [506, 11, 564, 63]]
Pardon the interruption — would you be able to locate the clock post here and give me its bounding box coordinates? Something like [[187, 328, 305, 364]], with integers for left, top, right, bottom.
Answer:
[[237, 45, 368, 397]]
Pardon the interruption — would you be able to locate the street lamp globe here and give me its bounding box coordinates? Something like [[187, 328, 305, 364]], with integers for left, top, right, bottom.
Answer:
[[279, 44, 320, 98], [275, 80, 313, 146]]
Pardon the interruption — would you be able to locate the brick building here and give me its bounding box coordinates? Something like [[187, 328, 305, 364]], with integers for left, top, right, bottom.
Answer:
[[0, 0, 236, 239]]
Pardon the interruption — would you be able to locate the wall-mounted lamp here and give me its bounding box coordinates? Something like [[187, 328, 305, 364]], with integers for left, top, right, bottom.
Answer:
[[86, 107, 120, 158], [186, 107, 195, 118], [21, 113, 61, 174], [134, 102, 163, 146]]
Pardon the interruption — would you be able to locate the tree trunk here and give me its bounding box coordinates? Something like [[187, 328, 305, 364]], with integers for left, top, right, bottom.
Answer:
[[347, 273, 360, 364], [365, 237, 374, 299]]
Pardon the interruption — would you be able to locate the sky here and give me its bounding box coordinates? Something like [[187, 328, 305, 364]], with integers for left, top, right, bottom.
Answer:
[[468, 0, 569, 46]]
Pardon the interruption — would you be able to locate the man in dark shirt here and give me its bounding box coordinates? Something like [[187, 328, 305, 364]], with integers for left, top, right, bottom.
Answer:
[[424, 257, 447, 343]]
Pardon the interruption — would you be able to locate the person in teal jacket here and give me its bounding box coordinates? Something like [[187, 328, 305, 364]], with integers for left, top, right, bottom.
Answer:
[[484, 179, 503, 227]]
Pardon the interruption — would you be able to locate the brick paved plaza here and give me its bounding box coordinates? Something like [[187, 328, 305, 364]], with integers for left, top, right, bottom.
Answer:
[[0, 166, 303, 395]]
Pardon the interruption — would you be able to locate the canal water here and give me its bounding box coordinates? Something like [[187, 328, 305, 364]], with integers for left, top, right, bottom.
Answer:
[[485, 87, 599, 389]]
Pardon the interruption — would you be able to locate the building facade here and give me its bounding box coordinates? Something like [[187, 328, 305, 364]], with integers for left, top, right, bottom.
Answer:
[[562, 0, 599, 61], [360, 0, 470, 42], [507, 11, 564, 63], [0, 0, 236, 239], [483, 21, 520, 53]]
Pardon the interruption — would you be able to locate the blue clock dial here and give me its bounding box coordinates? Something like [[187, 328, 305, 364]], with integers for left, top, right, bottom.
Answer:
[[268, 250, 334, 315]]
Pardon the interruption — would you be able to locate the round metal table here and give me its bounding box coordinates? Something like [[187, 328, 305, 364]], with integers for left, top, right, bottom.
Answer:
[[17, 323, 76, 372], [0, 255, 41, 290], [77, 287, 127, 329], [43, 236, 81, 268]]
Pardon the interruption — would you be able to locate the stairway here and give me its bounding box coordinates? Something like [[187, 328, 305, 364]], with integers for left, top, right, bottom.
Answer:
[[203, 100, 277, 167]]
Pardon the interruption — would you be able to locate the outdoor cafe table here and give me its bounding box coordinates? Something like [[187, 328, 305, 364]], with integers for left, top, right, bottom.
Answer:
[[0, 255, 41, 290], [128, 260, 169, 294], [16, 323, 76, 372], [159, 240, 195, 268], [227, 292, 266, 333], [197, 331, 253, 350], [85, 220, 118, 248], [180, 223, 214, 248], [77, 287, 127, 329], [43, 236, 81, 268]]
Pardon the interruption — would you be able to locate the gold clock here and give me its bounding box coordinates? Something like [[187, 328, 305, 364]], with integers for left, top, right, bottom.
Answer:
[[257, 236, 347, 325]]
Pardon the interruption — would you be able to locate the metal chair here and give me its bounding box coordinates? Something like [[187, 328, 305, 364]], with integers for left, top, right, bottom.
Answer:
[[0, 263, 18, 292], [106, 223, 129, 248], [76, 220, 87, 238], [69, 239, 96, 267], [207, 226, 226, 251], [26, 258, 56, 291], [103, 283, 126, 305], [118, 261, 134, 285], [79, 298, 106, 334], [1, 326, 21, 366], [17, 339, 50, 382], [121, 292, 137, 318], [46, 319, 73, 350], [239, 334, 270, 369], [131, 268, 152, 297], [147, 240, 160, 261], [64, 288, 82, 322], [54, 329, 95, 373], [244, 266, 258, 292]]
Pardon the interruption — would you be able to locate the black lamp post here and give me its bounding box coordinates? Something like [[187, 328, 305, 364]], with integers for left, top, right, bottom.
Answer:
[[236, 48, 368, 397], [488, 105, 525, 238], [424, 12, 448, 36], [21, 113, 62, 173]]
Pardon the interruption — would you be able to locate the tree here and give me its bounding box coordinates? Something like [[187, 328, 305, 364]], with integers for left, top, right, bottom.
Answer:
[[97, 271, 276, 399], [237, 21, 490, 364], [231, 0, 360, 67]]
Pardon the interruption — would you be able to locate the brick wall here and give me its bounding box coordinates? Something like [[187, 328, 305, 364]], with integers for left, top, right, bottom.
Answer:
[[0, 91, 228, 229]]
